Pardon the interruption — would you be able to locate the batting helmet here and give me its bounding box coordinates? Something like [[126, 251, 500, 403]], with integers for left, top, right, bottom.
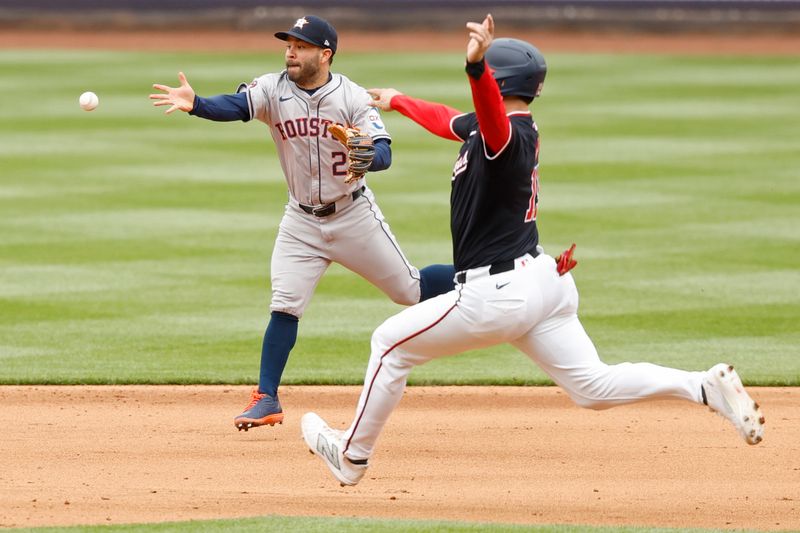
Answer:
[[485, 38, 547, 100]]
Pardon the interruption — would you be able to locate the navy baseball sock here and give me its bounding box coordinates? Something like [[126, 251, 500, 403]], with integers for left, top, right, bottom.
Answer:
[[258, 311, 299, 398], [419, 264, 456, 301]]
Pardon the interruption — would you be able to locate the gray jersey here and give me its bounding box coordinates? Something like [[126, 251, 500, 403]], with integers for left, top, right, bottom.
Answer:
[[246, 71, 390, 206]]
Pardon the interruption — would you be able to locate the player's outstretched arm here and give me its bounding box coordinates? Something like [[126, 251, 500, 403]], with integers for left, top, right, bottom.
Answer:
[[368, 88, 463, 142], [367, 88, 402, 112], [150, 71, 195, 114], [465, 14, 510, 155], [150, 72, 250, 122]]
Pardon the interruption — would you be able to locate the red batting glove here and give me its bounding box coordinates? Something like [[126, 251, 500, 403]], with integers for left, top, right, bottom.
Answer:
[[555, 243, 577, 276]]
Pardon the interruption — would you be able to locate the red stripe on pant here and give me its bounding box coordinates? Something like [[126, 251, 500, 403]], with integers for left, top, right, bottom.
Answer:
[[344, 301, 459, 456]]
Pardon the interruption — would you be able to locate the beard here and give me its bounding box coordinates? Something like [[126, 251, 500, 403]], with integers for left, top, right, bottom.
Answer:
[[286, 59, 321, 87]]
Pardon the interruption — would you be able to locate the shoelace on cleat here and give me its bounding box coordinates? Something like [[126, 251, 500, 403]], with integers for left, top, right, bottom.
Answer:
[[243, 388, 266, 411]]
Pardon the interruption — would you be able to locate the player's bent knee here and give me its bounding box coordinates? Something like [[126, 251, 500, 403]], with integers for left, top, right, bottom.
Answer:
[[371, 322, 395, 353], [564, 382, 618, 410], [570, 395, 614, 410], [560, 364, 622, 410], [370, 321, 415, 368], [382, 281, 421, 307], [388, 291, 418, 306]]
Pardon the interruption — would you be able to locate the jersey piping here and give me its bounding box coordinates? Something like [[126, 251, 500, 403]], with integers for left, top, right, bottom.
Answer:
[[482, 111, 530, 161], [449, 113, 470, 142], [363, 193, 420, 282]]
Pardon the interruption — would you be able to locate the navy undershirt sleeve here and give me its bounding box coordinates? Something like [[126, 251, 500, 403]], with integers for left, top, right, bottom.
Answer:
[[369, 138, 391, 172], [189, 93, 250, 122]]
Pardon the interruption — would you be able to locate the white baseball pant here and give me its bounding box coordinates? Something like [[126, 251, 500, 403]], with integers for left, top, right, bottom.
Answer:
[[342, 251, 706, 460]]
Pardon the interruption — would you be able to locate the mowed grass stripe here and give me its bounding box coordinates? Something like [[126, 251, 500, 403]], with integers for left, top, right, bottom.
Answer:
[[0, 50, 797, 385], [8, 513, 764, 533]]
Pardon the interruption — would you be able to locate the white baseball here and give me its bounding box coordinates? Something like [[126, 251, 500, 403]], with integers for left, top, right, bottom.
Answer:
[[79, 91, 99, 111]]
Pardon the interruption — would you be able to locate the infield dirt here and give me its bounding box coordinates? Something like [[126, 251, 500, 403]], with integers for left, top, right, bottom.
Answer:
[[1, 385, 798, 530]]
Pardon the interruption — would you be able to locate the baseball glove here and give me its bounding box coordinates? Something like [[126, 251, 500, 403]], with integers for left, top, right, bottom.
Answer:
[[555, 243, 577, 276], [328, 124, 375, 184]]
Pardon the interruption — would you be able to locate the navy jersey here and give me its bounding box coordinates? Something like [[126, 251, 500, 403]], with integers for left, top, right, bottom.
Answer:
[[449, 112, 540, 271]]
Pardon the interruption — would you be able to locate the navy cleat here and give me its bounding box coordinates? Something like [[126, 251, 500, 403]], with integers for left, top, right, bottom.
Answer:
[[234, 388, 284, 431]]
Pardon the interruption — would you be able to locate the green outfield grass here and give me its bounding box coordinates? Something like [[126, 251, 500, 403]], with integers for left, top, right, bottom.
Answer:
[[10, 514, 768, 533], [0, 49, 798, 387]]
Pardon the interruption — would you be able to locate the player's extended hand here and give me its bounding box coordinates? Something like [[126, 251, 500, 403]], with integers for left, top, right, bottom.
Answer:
[[149, 72, 196, 114], [466, 13, 495, 63], [367, 88, 402, 112], [555, 243, 578, 276]]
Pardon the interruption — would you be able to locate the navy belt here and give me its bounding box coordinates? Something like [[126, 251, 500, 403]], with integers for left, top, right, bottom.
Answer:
[[455, 249, 539, 284], [299, 187, 365, 217]]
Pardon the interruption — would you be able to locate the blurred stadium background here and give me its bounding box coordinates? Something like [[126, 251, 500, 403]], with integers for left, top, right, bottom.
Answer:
[[2, 0, 800, 33]]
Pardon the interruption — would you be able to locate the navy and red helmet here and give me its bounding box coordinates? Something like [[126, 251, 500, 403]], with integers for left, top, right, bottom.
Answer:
[[485, 38, 547, 100]]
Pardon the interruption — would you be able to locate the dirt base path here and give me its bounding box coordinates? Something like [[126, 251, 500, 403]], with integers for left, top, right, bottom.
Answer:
[[1, 386, 798, 530]]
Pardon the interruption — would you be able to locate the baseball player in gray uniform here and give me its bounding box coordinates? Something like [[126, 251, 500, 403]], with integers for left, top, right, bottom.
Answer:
[[150, 15, 455, 430]]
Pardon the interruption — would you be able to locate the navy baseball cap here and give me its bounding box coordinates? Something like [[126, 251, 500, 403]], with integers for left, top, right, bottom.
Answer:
[[275, 16, 338, 54]]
